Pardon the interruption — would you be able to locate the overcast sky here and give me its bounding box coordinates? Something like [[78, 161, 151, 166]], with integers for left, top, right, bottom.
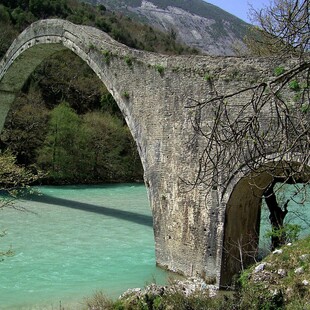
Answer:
[[204, 0, 271, 23]]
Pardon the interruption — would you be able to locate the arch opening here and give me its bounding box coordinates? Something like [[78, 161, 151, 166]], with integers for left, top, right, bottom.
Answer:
[[0, 21, 147, 183], [220, 160, 310, 287], [1, 49, 144, 185]]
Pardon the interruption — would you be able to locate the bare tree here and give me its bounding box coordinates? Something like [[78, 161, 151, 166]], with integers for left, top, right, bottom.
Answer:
[[246, 0, 309, 57], [188, 0, 310, 250]]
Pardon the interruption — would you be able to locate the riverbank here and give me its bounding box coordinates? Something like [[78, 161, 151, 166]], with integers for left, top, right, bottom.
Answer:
[[84, 236, 310, 310]]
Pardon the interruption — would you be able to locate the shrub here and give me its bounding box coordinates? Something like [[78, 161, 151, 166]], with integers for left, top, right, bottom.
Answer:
[[289, 80, 300, 91], [84, 291, 114, 310]]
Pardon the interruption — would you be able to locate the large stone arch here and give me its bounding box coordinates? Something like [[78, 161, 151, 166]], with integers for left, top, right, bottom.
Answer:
[[1, 19, 305, 286], [219, 155, 310, 287]]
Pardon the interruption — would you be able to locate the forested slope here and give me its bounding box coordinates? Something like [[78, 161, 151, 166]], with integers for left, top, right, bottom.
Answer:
[[0, 0, 198, 184]]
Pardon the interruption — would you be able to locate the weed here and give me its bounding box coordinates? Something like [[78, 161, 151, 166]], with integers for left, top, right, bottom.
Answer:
[[289, 80, 300, 91], [122, 91, 130, 99], [155, 64, 164, 75], [88, 43, 96, 50], [204, 73, 213, 81], [274, 66, 285, 76], [301, 103, 309, 113], [124, 56, 133, 67], [84, 290, 114, 310], [102, 50, 112, 64]]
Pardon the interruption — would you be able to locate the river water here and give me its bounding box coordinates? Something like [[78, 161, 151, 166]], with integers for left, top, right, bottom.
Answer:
[[0, 184, 169, 309], [0, 183, 309, 309]]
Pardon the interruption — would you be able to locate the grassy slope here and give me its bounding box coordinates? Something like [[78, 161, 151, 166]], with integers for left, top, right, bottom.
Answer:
[[239, 236, 310, 309]]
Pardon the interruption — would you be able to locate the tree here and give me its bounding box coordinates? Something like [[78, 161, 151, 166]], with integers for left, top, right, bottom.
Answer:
[[37, 102, 81, 182], [0, 91, 49, 166], [246, 0, 309, 57], [188, 0, 309, 251], [0, 151, 40, 260], [79, 111, 143, 182]]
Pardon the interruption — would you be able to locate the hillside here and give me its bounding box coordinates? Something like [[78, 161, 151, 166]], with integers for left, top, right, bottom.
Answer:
[[83, 0, 249, 55], [0, 0, 197, 59], [1, 0, 199, 184]]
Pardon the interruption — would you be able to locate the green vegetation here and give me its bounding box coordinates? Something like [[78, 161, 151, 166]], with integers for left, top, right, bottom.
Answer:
[[122, 91, 130, 99], [274, 66, 285, 76], [154, 64, 165, 75], [238, 236, 310, 310], [84, 236, 310, 309], [301, 103, 310, 113], [0, 0, 200, 185], [204, 72, 213, 81], [0, 151, 40, 260], [289, 80, 300, 92], [0, 50, 143, 184], [0, 151, 40, 190], [102, 50, 112, 64], [36, 102, 141, 183], [124, 55, 133, 67], [0, 0, 197, 60]]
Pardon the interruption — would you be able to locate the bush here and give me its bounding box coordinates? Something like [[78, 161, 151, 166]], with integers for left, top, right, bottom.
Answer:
[[84, 291, 115, 310]]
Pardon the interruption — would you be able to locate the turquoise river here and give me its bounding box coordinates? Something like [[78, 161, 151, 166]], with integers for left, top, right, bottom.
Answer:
[[0, 183, 309, 309], [0, 184, 170, 309]]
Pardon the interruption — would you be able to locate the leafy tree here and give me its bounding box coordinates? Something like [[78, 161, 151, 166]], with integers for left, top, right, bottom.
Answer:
[[0, 5, 18, 58], [0, 151, 40, 191], [30, 50, 105, 112], [78, 111, 142, 182], [36, 106, 143, 183], [37, 102, 81, 182], [0, 91, 49, 166], [79, 112, 126, 181], [0, 151, 40, 260], [29, 0, 70, 19]]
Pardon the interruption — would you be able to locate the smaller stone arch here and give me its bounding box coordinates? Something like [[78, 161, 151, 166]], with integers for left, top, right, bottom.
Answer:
[[219, 155, 310, 287]]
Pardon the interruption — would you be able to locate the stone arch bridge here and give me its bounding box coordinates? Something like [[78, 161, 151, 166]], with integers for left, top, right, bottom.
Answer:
[[0, 19, 307, 287]]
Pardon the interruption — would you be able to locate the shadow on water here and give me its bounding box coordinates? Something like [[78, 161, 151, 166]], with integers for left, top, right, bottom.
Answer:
[[22, 194, 153, 227]]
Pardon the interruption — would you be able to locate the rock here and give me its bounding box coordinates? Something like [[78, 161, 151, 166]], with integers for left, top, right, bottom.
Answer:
[[251, 270, 274, 283], [118, 276, 216, 305], [254, 262, 266, 273], [119, 287, 142, 299], [299, 254, 310, 261], [208, 286, 218, 298], [273, 249, 283, 255], [104, 0, 248, 55], [294, 267, 304, 275], [302, 280, 309, 286], [277, 269, 287, 277]]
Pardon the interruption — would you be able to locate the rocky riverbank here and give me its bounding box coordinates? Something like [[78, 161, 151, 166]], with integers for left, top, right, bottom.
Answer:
[[85, 236, 310, 309]]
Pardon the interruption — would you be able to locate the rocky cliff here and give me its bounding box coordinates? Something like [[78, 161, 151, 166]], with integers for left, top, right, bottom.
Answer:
[[84, 0, 249, 55]]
